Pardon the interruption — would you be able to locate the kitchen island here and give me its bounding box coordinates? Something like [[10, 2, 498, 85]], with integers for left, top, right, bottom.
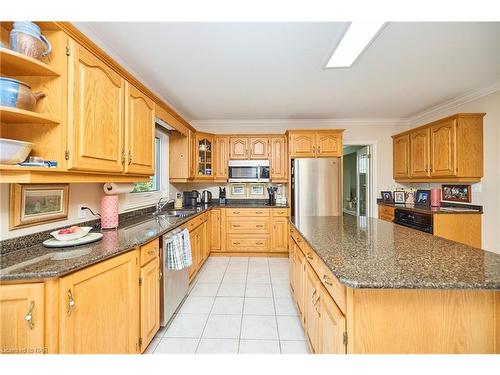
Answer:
[[289, 215, 500, 354]]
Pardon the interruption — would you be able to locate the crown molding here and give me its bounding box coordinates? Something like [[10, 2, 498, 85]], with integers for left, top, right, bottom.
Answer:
[[406, 82, 500, 125], [191, 118, 406, 127]]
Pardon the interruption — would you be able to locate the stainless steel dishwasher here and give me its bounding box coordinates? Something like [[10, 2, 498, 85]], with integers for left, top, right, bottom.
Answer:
[[160, 230, 190, 327]]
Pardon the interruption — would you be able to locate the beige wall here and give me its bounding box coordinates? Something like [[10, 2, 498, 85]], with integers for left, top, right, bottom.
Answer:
[[405, 90, 500, 253]]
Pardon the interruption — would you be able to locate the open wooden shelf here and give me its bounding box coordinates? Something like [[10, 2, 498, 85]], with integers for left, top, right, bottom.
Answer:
[[0, 47, 60, 76], [0, 106, 59, 124]]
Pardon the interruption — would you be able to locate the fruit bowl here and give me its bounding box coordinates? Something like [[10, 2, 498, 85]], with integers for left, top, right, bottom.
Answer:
[[50, 226, 92, 241]]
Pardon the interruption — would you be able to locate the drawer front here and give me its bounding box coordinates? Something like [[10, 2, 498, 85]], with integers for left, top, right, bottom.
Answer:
[[140, 238, 159, 266], [188, 212, 208, 231], [226, 208, 270, 217], [302, 242, 318, 271], [272, 208, 289, 217], [379, 205, 395, 216], [227, 235, 270, 252], [379, 214, 394, 222], [316, 260, 346, 314], [227, 217, 270, 234]]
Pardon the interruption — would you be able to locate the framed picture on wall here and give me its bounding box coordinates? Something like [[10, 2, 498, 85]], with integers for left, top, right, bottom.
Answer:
[[9, 184, 69, 229], [248, 183, 265, 197], [442, 184, 471, 203], [230, 183, 247, 197]]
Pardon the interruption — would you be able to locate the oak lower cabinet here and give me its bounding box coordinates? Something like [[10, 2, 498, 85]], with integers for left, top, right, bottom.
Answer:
[[271, 210, 289, 252], [58, 250, 140, 354], [139, 240, 160, 353], [0, 283, 45, 354], [209, 209, 222, 251], [378, 204, 395, 222], [318, 285, 346, 354], [187, 215, 209, 281], [304, 262, 321, 353]]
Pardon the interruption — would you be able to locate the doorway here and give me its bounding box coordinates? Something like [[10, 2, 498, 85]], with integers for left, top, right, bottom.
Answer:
[[342, 145, 371, 217]]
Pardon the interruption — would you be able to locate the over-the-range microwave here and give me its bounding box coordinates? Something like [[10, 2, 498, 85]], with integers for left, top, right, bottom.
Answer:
[[228, 160, 270, 182]]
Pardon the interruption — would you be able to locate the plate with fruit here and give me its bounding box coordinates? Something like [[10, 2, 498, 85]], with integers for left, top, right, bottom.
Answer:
[[50, 226, 92, 241]]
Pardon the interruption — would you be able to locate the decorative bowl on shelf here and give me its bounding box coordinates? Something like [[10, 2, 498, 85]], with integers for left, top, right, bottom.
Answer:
[[0, 138, 34, 164], [0, 77, 45, 111], [9, 21, 52, 61], [50, 226, 92, 242]]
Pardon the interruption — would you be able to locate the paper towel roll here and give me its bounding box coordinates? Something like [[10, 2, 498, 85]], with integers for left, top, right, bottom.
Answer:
[[103, 183, 135, 195]]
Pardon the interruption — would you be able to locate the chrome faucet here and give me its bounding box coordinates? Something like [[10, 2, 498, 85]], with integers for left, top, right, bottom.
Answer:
[[154, 197, 174, 215]]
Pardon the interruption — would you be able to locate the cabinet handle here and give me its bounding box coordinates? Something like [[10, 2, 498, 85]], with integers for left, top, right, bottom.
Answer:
[[122, 149, 126, 165], [234, 241, 241, 245], [278, 211, 285, 214], [256, 224, 264, 228], [25, 301, 35, 330], [307, 252, 313, 260], [148, 249, 156, 256], [256, 241, 264, 245], [297, 238, 301, 243], [255, 211, 263, 214], [128, 151, 133, 165], [158, 270, 163, 281], [233, 211, 240, 214], [233, 224, 241, 228], [311, 288, 317, 304], [322, 274, 333, 286], [67, 289, 76, 316]]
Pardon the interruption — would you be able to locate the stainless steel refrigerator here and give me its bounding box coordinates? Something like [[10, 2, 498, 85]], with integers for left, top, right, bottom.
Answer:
[[291, 158, 341, 216]]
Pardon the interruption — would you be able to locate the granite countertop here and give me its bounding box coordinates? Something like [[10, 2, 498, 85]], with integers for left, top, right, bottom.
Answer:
[[0, 201, 287, 281], [291, 215, 500, 290], [377, 201, 483, 214]]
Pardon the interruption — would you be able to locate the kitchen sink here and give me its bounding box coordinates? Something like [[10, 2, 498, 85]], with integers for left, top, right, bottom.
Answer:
[[154, 209, 196, 218]]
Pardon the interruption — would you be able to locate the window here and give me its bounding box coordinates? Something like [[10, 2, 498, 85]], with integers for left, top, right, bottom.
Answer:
[[122, 126, 169, 210]]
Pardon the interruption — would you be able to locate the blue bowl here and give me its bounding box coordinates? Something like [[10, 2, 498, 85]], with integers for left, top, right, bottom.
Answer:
[[0, 77, 21, 108]]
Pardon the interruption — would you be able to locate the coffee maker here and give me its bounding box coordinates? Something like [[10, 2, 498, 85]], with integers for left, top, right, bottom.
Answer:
[[183, 190, 200, 207]]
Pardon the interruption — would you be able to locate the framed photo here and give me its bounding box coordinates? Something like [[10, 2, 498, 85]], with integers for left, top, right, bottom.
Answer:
[[442, 184, 471, 203], [248, 183, 265, 197], [415, 189, 431, 207], [381, 191, 393, 203], [393, 190, 406, 204], [9, 184, 69, 229], [230, 183, 246, 197]]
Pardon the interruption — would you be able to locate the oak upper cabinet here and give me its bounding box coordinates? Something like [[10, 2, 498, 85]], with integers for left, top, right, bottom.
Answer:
[[249, 137, 269, 159], [58, 250, 140, 354], [392, 133, 410, 179], [140, 255, 160, 353], [169, 130, 194, 182], [393, 113, 484, 182], [67, 41, 125, 173], [270, 136, 288, 181], [124, 82, 155, 175], [229, 137, 249, 159], [289, 132, 316, 157], [209, 209, 222, 251], [0, 283, 45, 354], [193, 132, 215, 179], [316, 132, 341, 157], [430, 119, 456, 177], [319, 285, 346, 354], [214, 136, 229, 180], [305, 262, 321, 353], [288, 130, 343, 158], [410, 127, 430, 177]]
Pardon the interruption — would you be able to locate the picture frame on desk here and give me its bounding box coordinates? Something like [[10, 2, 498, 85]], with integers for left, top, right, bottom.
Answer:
[[415, 189, 431, 207], [381, 191, 393, 203], [393, 190, 406, 204]]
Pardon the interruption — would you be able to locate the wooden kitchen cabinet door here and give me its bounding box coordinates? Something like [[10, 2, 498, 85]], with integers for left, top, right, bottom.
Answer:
[[229, 137, 249, 159], [294, 246, 306, 319], [305, 262, 321, 353], [316, 132, 341, 157], [430, 119, 457, 177], [271, 217, 288, 252], [58, 250, 140, 354], [249, 137, 269, 159], [289, 132, 315, 158], [393, 133, 410, 179], [319, 285, 346, 354], [124, 82, 155, 175], [0, 283, 45, 354], [214, 136, 229, 180], [209, 209, 221, 251], [270, 136, 287, 181], [67, 41, 125, 173], [410, 128, 431, 177], [140, 256, 160, 353], [188, 228, 199, 280]]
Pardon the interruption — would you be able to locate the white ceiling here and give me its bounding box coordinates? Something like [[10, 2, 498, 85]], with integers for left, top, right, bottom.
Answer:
[[76, 22, 500, 121]]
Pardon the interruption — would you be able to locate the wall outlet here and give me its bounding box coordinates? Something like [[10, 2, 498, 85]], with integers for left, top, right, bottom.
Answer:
[[77, 204, 87, 219]]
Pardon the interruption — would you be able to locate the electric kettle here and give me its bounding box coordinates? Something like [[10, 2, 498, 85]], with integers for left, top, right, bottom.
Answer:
[[201, 190, 212, 204]]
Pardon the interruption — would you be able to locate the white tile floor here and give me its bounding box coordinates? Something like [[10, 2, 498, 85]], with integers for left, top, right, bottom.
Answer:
[[145, 256, 310, 354]]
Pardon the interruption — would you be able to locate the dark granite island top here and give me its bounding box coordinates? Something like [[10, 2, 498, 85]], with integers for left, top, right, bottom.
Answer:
[[290, 215, 500, 290]]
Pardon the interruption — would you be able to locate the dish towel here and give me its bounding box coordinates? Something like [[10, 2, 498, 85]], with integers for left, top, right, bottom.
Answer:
[[166, 229, 192, 270]]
